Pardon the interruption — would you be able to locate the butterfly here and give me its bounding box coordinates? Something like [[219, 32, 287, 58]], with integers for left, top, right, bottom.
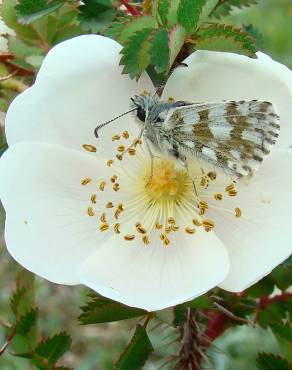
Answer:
[[94, 93, 280, 179]]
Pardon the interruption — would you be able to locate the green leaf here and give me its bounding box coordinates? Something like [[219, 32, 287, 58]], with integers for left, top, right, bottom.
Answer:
[[155, 0, 169, 26], [10, 288, 27, 318], [212, 0, 258, 19], [177, 0, 206, 33], [256, 353, 292, 370], [258, 298, 292, 328], [150, 28, 169, 73], [7, 36, 43, 59], [115, 325, 153, 370], [173, 305, 186, 326], [197, 0, 219, 27], [116, 16, 158, 45], [0, 142, 8, 158], [167, 0, 180, 27], [79, 297, 147, 324], [15, 0, 64, 24], [120, 28, 153, 79], [35, 333, 72, 367], [195, 23, 257, 57], [1, 0, 37, 39], [246, 277, 274, 298], [15, 308, 38, 336], [78, 0, 117, 33], [272, 323, 292, 342], [270, 264, 292, 291], [272, 323, 292, 361], [168, 24, 186, 67], [187, 295, 213, 309]]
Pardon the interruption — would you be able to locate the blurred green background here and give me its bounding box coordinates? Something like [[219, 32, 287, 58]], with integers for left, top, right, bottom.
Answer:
[[0, 0, 291, 369]]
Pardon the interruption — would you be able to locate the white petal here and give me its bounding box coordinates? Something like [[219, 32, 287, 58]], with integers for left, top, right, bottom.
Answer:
[[6, 35, 153, 157], [77, 227, 229, 311], [0, 142, 114, 284], [207, 150, 292, 292], [162, 50, 292, 149]]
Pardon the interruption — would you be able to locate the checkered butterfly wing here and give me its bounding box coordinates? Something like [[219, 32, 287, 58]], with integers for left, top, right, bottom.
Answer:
[[163, 100, 280, 178]]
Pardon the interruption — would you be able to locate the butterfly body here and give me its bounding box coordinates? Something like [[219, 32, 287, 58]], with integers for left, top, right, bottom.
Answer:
[[131, 94, 280, 179]]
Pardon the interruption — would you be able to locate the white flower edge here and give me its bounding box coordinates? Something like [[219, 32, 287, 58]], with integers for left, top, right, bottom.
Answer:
[[5, 35, 153, 158], [162, 50, 292, 150]]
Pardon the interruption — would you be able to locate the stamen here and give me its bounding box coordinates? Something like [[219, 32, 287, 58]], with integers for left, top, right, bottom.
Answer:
[[193, 219, 202, 226], [228, 189, 238, 197], [107, 160, 114, 167], [235, 207, 242, 218], [225, 184, 235, 192], [214, 193, 223, 201], [136, 225, 147, 234], [202, 219, 215, 232], [160, 233, 170, 246], [155, 222, 163, 229], [113, 183, 120, 192], [122, 131, 129, 139], [91, 194, 97, 204], [142, 235, 150, 245], [100, 213, 107, 223], [87, 207, 94, 216], [106, 202, 114, 208], [112, 134, 120, 141], [99, 181, 106, 191], [117, 145, 125, 153], [185, 227, 196, 234], [100, 223, 109, 231], [110, 175, 118, 183], [82, 144, 97, 153], [81, 177, 91, 185], [167, 217, 176, 225], [116, 154, 123, 161], [124, 234, 135, 241], [207, 171, 217, 181], [128, 148, 136, 155], [114, 223, 121, 234], [134, 138, 142, 147]]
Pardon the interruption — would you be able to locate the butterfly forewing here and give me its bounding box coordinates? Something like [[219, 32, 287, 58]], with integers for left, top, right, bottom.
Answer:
[[163, 100, 280, 178]]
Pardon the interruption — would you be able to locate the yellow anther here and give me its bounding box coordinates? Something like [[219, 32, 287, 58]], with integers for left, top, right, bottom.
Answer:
[[114, 207, 123, 219], [165, 226, 172, 233], [110, 175, 118, 183], [106, 202, 114, 208], [99, 181, 106, 191], [100, 223, 109, 231], [168, 96, 174, 101], [155, 222, 163, 229], [160, 234, 170, 246], [214, 193, 223, 201], [228, 189, 238, 197], [112, 134, 120, 141], [137, 226, 147, 234], [122, 131, 129, 139], [199, 208, 206, 216], [135, 222, 142, 228], [128, 148, 136, 155], [202, 219, 215, 231], [199, 201, 208, 209], [143, 90, 150, 96], [225, 184, 235, 192], [87, 207, 94, 216], [113, 183, 120, 191], [207, 171, 217, 181], [168, 217, 176, 225], [100, 213, 107, 223], [82, 144, 97, 153], [185, 227, 196, 234], [107, 159, 114, 167], [117, 145, 125, 153], [142, 235, 150, 245], [200, 177, 207, 187], [114, 223, 120, 234], [134, 138, 142, 147], [116, 154, 123, 161], [81, 177, 92, 186], [193, 219, 202, 226], [235, 207, 242, 218], [91, 194, 97, 204], [117, 203, 124, 211], [171, 225, 180, 231], [124, 234, 135, 241]]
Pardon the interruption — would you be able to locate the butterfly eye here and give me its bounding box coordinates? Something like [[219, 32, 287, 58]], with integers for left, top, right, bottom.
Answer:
[[136, 106, 146, 122]]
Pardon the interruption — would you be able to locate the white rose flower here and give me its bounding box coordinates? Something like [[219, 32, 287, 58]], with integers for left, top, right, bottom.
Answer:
[[0, 35, 291, 311]]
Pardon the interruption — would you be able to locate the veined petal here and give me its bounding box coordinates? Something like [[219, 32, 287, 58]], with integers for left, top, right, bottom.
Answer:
[[206, 149, 292, 292], [162, 50, 292, 149], [77, 226, 229, 311], [0, 142, 115, 284], [5, 35, 152, 156]]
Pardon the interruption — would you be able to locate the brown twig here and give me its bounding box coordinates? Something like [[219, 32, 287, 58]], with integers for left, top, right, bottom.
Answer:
[[120, 0, 141, 16], [0, 330, 16, 357]]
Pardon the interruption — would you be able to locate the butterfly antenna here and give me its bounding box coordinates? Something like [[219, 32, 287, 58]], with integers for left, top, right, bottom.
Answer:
[[94, 108, 137, 138]]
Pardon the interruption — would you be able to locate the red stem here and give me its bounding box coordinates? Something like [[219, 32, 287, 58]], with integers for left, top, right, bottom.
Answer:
[[120, 0, 141, 16], [258, 293, 292, 309]]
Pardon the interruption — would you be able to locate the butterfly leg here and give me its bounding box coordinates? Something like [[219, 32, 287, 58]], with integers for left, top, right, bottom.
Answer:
[[181, 159, 200, 199], [145, 138, 158, 188]]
